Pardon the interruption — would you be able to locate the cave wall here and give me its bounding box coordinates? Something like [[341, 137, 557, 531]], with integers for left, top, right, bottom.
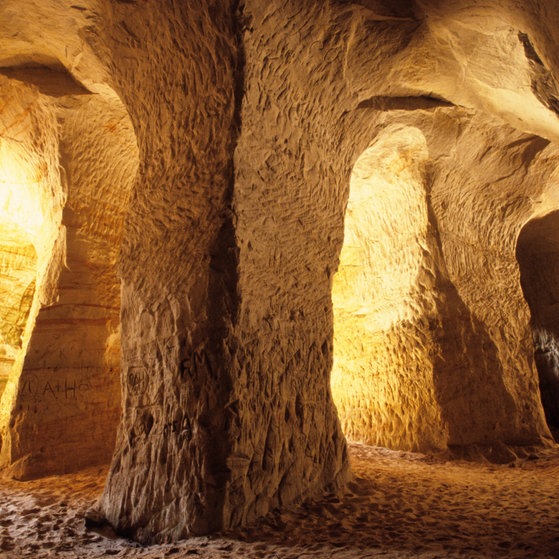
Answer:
[[331, 124, 448, 451], [226, 1, 357, 527], [1, 0, 559, 543]]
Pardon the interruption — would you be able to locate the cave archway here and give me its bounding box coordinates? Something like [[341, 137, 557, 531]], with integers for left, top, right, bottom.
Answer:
[[0, 70, 139, 479], [516, 210, 559, 434], [332, 126, 445, 451]]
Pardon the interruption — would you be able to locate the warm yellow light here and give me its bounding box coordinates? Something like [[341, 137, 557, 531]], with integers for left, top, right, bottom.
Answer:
[[0, 139, 46, 247], [0, 138, 47, 343], [0, 139, 47, 403], [332, 127, 445, 450], [0, 82, 66, 470]]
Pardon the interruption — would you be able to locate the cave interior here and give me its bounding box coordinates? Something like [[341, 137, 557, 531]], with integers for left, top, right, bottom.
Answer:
[[1, 0, 559, 553]]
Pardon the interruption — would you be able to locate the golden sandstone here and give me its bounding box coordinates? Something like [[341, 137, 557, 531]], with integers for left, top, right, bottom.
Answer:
[[0, 1, 559, 555]]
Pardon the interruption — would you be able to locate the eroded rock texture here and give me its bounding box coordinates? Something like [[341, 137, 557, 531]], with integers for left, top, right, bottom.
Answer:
[[96, 1, 242, 541], [1, 0, 559, 544]]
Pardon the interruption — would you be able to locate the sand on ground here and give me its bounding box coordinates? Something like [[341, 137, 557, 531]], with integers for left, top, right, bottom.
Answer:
[[1, 442, 559, 559]]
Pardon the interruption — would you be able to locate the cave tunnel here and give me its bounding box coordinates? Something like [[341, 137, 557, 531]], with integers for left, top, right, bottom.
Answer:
[[517, 210, 559, 435]]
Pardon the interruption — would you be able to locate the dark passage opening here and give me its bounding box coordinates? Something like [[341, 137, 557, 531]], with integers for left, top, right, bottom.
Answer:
[[517, 210, 559, 434]]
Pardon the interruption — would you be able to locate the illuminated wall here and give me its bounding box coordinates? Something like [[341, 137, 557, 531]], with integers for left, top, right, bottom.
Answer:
[[0, 77, 64, 462], [0, 115, 54, 399], [0, 136, 42, 397], [517, 210, 559, 429], [0, 228, 36, 398], [332, 126, 447, 451]]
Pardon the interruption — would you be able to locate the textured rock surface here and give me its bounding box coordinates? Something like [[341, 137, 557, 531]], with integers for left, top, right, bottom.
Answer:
[[1, 0, 559, 544], [332, 125, 446, 450], [0, 77, 65, 468], [96, 0, 242, 541]]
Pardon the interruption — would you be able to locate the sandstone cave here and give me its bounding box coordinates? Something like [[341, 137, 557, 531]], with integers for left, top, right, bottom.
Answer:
[[1, 1, 559, 558]]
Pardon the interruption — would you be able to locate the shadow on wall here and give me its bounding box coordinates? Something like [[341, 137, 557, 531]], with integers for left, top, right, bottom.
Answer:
[[517, 210, 559, 433], [426, 244, 519, 452]]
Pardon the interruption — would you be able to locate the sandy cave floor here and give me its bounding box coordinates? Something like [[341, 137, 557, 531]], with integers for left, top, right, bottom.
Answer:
[[1, 443, 559, 559]]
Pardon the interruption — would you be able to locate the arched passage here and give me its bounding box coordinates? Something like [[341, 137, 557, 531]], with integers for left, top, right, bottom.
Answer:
[[0, 69, 139, 479], [516, 210, 559, 433], [332, 126, 446, 451]]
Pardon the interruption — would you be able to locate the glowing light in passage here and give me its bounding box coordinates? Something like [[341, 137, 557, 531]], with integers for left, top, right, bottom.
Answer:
[[332, 126, 432, 447], [0, 139, 45, 401], [333, 126, 429, 332], [0, 139, 46, 247]]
